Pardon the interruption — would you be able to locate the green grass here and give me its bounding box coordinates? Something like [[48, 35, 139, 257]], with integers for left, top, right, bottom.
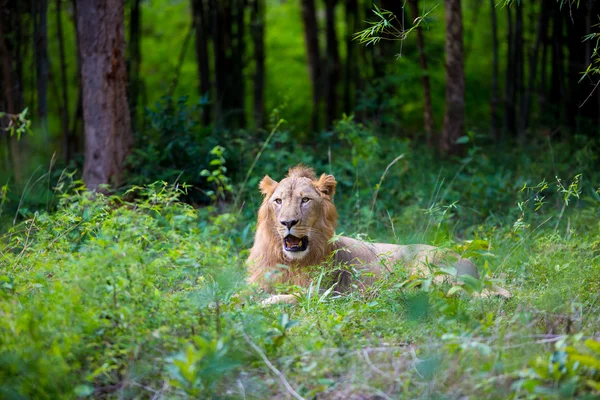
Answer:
[[1, 134, 600, 399]]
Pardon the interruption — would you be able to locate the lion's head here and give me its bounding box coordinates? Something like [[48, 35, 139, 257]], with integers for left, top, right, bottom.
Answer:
[[247, 165, 338, 289]]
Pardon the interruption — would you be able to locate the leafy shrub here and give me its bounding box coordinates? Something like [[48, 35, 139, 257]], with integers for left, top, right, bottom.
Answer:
[[126, 96, 215, 203]]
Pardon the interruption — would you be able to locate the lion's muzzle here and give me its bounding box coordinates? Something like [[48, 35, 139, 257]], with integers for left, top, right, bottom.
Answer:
[[283, 234, 309, 252]]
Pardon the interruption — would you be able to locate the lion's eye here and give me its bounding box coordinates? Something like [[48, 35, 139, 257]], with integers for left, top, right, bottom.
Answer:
[[301, 197, 310, 204], [274, 198, 282, 205]]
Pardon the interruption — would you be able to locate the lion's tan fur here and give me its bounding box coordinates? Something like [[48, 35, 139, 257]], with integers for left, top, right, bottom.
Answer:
[[247, 165, 481, 295]]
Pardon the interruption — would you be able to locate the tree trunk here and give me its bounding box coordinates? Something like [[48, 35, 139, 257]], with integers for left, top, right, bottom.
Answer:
[[490, 0, 499, 142], [343, 0, 357, 115], [34, 0, 49, 143], [127, 0, 142, 132], [521, 0, 548, 135], [77, 0, 133, 190], [0, 19, 23, 183], [441, 0, 465, 154], [191, 0, 212, 126], [504, 5, 516, 135], [56, 0, 71, 163], [301, 0, 322, 131], [251, 0, 265, 129], [408, 0, 434, 145], [233, 0, 246, 127], [325, 0, 340, 128], [550, 2, 566, 129], [210, 0, 227, 129], [515, 2, 524, 141]]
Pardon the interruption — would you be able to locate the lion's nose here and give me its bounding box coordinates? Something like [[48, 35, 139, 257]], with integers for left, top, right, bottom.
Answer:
[[280, 219, 298, 229]]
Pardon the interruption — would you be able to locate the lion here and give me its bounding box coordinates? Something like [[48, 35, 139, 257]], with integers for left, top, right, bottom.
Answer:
[[247, 165, 504, 304]]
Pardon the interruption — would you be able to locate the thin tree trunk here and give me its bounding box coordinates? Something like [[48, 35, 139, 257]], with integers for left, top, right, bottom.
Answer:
[[343, 0, 357, 114], [251, 0, 265, 129], [325, 0, 340, 128], [515, 2, 524, 141], [169, 25, 194, 97], [504, 5, 516, 135], [539, 34, 548, 117], [191, 0, 211, 126], [56, 0, 71, 163], [71, 0, 83, 156], [490, 0, 499, 142], [0, 21, 23, 183], [408, 0, 434, 145], [441, 0, 465, 154], [233, 0, 246, 127], [301, 0, 322, 132], [77, 0, 133, 190], [127, 0, 141, 132], [551, 2, 565, 128], [34, 0, 49, 143], [211, 0, 226, 129], [521, 0, 548, 135]]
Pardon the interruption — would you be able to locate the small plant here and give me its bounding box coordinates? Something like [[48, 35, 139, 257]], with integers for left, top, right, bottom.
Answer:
[[0, 108, 32, 140], [265, 313, 299, 352], [167, 336, 239, 397], [200, 145, 233, 205], [353, 4, 437, 58], [514, 336, 600, 398]]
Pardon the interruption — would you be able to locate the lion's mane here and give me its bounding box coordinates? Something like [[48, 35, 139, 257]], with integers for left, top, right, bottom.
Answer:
[[247, 165, 338, 290]]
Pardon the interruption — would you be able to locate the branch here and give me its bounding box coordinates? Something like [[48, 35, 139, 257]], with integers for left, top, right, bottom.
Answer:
[[241, 330, 305, 400]]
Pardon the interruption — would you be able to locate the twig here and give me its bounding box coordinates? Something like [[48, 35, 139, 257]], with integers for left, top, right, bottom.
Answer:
[[369, 154, 405, 219], [498, 216, 553, 269], [579, 78, 600, 108], [242, 330, 305, 400]]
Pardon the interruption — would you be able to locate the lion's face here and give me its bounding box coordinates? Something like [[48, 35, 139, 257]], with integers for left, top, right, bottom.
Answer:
[[257, 166, 337, 262]]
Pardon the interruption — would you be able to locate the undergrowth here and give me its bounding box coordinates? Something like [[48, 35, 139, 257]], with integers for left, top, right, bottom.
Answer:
[[1, 123, 600, 399]]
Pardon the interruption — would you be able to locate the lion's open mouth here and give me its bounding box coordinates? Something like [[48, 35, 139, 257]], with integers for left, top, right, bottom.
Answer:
[[283, 235, 309, 252]]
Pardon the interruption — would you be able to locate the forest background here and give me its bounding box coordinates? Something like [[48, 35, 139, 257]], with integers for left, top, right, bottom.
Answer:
[[1, 0, 600, 398]]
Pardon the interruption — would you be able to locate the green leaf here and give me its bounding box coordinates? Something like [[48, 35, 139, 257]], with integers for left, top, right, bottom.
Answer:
[[447, 286, 465, 296], [74, 384, 94, 397]]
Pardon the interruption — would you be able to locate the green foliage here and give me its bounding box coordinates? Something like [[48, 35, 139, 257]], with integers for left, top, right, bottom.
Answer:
[[515, 336, 600, 398], [126, 96, 214, 201], [200, 145, 233, 205], [0, 108, 32, 140], [353, 4, 438, 53], [2, 115, 600, 398]]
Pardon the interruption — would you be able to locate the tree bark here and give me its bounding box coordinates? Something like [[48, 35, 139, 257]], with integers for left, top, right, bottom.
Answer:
[[550, 2, 566, 129], [408, 0, 434, 145], [0, 19, 23, 183], [70, 0, 84, 155], [127, 0, 142, 132], [210, 0, 227, 129], [77, 0, 133, 190], [251, 0, 265, 129], [490, 0, 500, 142], [325, 0, 340, 128], [34, 0, 49, 143], [191, 0, 212, 126], [441, 0, 465, 154], [515, 2, 524, 141], [233, 0, 247, 128], [343, 0, 358, 115], [504, 5, 516, 135], [56, 0, 71, 163], [301, 0, 322, 131], [521, 0, 548, 136]]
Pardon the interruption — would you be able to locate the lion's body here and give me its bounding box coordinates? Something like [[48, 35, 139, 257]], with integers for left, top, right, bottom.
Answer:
[[247, 165, 480, 300]]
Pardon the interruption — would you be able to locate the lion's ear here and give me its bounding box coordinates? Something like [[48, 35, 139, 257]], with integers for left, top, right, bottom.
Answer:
[[315, 173, 336, 199], [259, 175, 278, 197]]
